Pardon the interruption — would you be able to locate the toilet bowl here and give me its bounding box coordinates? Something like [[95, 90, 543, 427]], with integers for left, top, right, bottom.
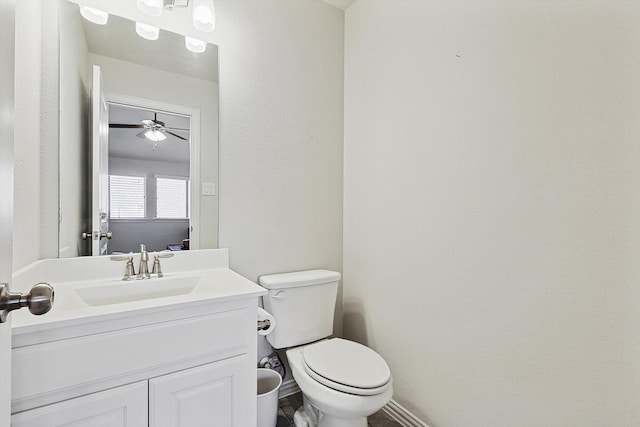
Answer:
[[286, 339, 393, 427], [259, 270, 393, 427]]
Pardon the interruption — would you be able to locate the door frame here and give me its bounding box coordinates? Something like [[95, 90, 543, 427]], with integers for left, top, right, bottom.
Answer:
[[0, 0, 16, 423], [105, 93, 201, 251]]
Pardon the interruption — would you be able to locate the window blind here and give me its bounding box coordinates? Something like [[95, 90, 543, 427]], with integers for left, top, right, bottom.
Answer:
[[156, 177, 189, 219], [109, 175, 146, 219]]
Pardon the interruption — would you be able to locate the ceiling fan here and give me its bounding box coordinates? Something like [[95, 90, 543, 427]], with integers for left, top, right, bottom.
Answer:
[[109, 112, 189, 142]]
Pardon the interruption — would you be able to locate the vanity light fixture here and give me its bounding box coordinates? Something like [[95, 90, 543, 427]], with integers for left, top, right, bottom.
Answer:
[[145, 129, 167, 142], [192, 0, 215, 32], [79, 6, 108, 25], [135, 22, 160, 40], [185, 36, 207, 53], [137, 0, 164, 17]]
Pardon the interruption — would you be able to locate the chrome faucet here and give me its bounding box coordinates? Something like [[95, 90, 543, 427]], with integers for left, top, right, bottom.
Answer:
[[138, 244, 151, 279], [112, 245, 172, 281]]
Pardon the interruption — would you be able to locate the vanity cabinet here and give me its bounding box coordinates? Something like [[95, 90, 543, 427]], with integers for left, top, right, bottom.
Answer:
[[12, 356, 249, 427], [11, 295, 260, 427]]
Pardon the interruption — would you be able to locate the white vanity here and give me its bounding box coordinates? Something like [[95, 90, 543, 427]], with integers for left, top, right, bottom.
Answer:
[[9, 249, 266, 427]]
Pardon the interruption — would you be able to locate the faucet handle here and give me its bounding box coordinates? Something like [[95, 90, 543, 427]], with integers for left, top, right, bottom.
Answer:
[[110, 255, 136, 280], [151, 252, 174, 278], [156, 251, 175, 259]]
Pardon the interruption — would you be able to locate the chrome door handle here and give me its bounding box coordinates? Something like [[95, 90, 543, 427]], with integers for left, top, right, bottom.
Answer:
[[82, 231, 112, 240], [0, 282, 55, 323]]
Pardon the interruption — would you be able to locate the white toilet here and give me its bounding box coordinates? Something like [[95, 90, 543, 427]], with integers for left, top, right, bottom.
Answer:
[[260, 270, 393, 427]]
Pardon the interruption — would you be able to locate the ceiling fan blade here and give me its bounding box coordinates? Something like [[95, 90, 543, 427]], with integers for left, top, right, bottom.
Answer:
[[141, 119, 155, 127], [165, 130, 188, 141], [164, 126, 190, 131], [136, 130, 147, 139], [110, 123, 144, 128]]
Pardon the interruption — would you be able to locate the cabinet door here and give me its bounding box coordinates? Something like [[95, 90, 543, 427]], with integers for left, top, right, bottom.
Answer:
[[150, 355, 250, 427], [11, 381, 147, 427]]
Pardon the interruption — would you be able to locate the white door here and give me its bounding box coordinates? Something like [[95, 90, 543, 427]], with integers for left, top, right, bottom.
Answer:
[[149, 355, 250, 427], [91, 65, 110, 256], [0, 0, 16, 424], [11, 381, 148, 427]]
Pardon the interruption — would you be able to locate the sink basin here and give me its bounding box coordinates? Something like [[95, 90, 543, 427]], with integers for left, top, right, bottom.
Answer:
[[74, 275, 202, 307]]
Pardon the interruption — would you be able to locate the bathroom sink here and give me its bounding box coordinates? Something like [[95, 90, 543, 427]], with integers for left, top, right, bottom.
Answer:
[[73, 275, 203, 307], [10, 249, 267, 336]]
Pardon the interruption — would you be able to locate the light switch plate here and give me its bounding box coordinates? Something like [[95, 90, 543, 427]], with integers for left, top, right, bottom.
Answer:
[[202, 182, 216, 196]]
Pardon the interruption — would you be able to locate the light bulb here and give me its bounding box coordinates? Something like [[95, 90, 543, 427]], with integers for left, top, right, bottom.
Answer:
[[137, 0, 163, 17], [79, 6, 108, 25], [185, 36, 207, 54], [136, 22, 160, 41], [144, 130, 167, 142], [192, 0, 215, 32]]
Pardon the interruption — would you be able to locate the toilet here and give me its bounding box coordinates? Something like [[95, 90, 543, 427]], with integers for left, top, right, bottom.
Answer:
[[260, 270, 393, 427]]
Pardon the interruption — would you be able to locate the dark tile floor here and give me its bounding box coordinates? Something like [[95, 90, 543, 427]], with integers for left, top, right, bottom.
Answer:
[[276, 392, 402, 427]]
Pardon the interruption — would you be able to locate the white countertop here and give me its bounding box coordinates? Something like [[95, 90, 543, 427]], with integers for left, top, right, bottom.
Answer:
[[11, 249, 267, 339]]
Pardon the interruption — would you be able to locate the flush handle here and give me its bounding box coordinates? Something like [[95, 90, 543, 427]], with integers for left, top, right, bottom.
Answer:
[[272, 291, 287, 300], [0, 282, 55, 323]]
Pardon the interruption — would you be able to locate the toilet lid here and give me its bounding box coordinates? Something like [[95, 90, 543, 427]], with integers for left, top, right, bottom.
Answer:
[[302, 339, 391, 395]]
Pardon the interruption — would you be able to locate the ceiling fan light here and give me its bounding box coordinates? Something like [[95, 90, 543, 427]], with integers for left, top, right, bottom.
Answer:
[[185, 36, 207, 53], [79, 6, 108, 25], [144, 130, 167, 142], [137, 0, 163, 17], [192, 0, 215, 32], [136, 22, 160, 41]]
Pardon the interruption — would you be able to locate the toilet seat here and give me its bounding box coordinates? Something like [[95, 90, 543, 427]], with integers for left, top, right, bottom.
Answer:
[[302, 338, 391, 396]]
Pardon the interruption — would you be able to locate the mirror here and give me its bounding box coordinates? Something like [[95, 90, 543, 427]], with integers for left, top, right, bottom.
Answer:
[[58, 0, 219, 257]]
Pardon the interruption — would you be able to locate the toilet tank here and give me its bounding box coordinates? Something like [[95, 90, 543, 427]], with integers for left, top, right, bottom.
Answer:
[[260, 270, 341, 349]]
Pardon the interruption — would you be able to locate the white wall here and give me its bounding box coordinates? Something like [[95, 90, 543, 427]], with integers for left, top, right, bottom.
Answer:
[[344, 1, 640, 426], [13, 0, 59, 270], [215, 1, 345, 338]]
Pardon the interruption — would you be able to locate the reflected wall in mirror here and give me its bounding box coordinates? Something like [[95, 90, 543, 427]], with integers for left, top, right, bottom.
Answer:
[[58, 0, 219, 257]]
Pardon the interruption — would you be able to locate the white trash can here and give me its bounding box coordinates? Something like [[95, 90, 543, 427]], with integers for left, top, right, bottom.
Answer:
[[257, 368, 282, 427]]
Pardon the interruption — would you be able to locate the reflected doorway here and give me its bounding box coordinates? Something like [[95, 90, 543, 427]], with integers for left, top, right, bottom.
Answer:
[[102, 101, 195, 255]]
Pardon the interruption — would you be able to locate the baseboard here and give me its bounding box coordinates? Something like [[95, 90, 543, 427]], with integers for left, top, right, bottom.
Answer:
[[383, 399, 429, 427], [277, 381, 426, 427], [279, 379, 300, 398]]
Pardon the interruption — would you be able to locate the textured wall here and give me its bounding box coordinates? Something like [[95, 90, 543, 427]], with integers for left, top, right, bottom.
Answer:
[[344, 1, 640, 426], [215, 1, 345, 326], [13, 0, 59, 269]]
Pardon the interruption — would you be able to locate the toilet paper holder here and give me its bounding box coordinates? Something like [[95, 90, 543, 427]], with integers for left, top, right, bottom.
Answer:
[[257, 319, 271, 331], [256, 307, 275, 335]]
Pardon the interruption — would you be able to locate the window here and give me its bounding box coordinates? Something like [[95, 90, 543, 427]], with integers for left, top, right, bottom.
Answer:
[[109, 175, 146, 219], [156, 176, 189, 219]]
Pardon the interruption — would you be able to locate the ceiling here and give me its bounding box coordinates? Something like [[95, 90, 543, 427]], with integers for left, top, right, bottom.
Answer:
[[322, 0, 357, 10]]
